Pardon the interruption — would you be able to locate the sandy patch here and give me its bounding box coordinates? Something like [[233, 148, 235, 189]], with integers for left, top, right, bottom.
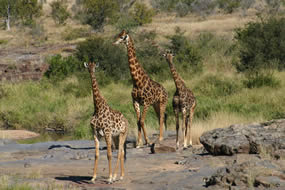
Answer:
[[0, 130, 40, 140]]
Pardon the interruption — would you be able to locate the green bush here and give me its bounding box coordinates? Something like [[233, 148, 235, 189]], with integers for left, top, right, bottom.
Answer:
[[50, 0, 70, 25], [17, 0, 42, 26], [151, 0, 178, 12], [74, 0, 119, 31], [168, 28, 202, 72], [131, 2, 155, 26], [115, 14, 138, 31], [175, 0, 194, 17], [45, 55, 83, 80], [75, 37, 129, 84], [234, 17, 285, 84], [217, 0, 241, 13]]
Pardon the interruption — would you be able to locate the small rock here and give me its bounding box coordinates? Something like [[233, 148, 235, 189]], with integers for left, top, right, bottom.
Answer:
[[150, 143, 176, 154], [24, 162, 31, 168]]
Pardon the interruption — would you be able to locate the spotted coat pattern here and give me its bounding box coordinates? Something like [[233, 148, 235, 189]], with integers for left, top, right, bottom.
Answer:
[[85, 62, 128, 184], [114, 30, 168, 147], [163, 52, 196, 149]]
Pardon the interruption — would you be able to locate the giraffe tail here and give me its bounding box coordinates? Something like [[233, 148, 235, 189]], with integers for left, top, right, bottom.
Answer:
[[164, 113, 168, 131]]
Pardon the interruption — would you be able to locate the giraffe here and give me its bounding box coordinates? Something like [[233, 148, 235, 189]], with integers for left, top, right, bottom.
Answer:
[[113, 30, 168, 148], [84, 62, 128, 184], [162, 50, 196, 149]]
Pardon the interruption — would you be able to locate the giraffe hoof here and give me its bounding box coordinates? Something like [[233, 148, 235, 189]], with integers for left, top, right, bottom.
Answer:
[[90, 177, 96, 184], [107, 179, 113, 184]]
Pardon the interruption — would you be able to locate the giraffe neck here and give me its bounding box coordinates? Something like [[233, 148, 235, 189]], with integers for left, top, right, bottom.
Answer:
[[89, 70, 107, 112], [167, 58, 185, 90], [126, 37, 149, 88]]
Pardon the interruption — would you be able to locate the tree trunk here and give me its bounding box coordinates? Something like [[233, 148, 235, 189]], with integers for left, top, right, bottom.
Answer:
[[6, 4, 11, 31]]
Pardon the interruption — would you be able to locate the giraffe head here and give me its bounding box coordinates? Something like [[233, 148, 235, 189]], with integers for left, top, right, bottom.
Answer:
[[84, 62, 99, 73], [113, 30, 130, 45], [162, 50, 175, 62]]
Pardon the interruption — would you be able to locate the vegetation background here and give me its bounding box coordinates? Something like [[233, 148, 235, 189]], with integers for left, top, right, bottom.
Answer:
[[0, 0, 285, 144]]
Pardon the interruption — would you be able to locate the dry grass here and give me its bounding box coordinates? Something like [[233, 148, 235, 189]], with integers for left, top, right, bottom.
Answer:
[[139, 12, 256, 44], [191, 112, 264, 145]]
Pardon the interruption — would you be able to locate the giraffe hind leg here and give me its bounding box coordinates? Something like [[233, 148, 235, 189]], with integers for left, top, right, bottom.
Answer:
[[105, 135, 113, 184], [153, 101, 167, 142], [112, 134, 123, 182]]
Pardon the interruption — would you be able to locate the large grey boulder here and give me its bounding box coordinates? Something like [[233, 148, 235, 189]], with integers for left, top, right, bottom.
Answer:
[[200, 119, 285, 156]]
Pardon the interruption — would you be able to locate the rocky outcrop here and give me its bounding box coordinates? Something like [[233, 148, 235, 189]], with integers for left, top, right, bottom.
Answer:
[[0, 44, 76, 82], [199, 119, 285, 156], [203, 154, 285, 189]]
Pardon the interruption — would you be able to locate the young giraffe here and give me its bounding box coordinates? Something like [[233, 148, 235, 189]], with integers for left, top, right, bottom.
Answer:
[[113, 30, 168, 148], [162, 51, 196, 149], [84, 62, 128, 184]]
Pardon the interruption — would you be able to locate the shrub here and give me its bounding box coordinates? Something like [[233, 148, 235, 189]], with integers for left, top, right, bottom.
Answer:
[[168, 27, 202, 72], [30, 22, 47, 42], [175, 1, 193, 17], [194, 75, 242, 98], [130, 2, 155, 26], [17, 0, 43, 26], [62, 27, 90, 41], [217, 0, 241, 13], [234, 17, 285, 83], [75, 37, 129, 84], [190, 0, 217, 16], [151, 0, 178, 12], [115, 14, 138, 31], [265, 0, 282, 14], [74, 0, 119, 31], [50, 0, 70, 25], [242, 74, 280, 88], [45, 55, 83, 80]]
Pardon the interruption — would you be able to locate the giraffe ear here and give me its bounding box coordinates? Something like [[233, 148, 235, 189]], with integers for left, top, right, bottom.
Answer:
[[96, 62, 100, 68], [84, 62, 88, 68]]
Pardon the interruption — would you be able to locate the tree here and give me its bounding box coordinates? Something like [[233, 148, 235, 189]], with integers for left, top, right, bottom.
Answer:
[[131, 2, 155, 26], [0, 0, 17, 30], [50, 0, 70, 25], [234, 17, 285, 88], [16, 0, 42, 26], [75, 0, 119, 31]]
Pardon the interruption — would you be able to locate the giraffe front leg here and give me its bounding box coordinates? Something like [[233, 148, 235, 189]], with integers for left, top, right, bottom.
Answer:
[[187, 106, 195, 147], [182, 110, 187, 149], [159, 102, 167, 142], [174, 109, 180, 149], [133, 101, 142, 148], [105, 135, 113, 184], [112, 133, 123, 182], [140, 105, 150, 146], [119, 131, 127, 181], [91, 135, 99, 183]]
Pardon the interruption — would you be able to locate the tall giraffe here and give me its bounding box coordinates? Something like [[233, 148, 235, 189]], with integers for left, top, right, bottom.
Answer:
[[162, 51, 196, 149], [113, 30, 168, 148], [84, 62, 128, 184]]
